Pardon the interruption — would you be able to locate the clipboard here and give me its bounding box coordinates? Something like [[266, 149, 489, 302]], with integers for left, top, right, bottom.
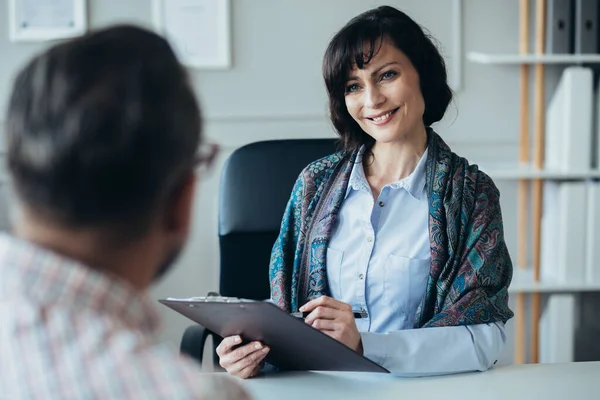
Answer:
[[159, 297, 389, 373]]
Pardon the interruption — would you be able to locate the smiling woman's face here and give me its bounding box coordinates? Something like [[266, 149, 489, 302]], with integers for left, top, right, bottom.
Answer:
[[344, 38, 426, 145]]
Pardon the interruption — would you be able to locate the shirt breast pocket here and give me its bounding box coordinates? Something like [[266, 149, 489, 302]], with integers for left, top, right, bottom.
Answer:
[[384, 254, 430, 317], [326, 247, 344, 300]]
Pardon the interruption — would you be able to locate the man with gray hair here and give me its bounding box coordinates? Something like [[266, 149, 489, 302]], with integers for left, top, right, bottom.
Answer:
[[0, 25, 248, 399]]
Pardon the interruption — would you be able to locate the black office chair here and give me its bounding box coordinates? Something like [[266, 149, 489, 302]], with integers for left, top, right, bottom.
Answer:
[[180, 138, 339, 365]]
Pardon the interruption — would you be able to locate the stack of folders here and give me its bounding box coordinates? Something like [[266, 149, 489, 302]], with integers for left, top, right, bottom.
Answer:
[[546, 0, 598, 54], [540, 181, 587, 285], [539, 0, 599, 365], [542, 65, 600, 281], [539, 180, 599, 364], [586, 180, 600, 285], [545, 66, 593, 172], [540, 180, 600, 285], [596, 78, 600, 170]]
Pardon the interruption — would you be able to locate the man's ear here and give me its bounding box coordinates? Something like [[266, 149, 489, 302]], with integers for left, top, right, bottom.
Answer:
[[164, 172, 197, 238]]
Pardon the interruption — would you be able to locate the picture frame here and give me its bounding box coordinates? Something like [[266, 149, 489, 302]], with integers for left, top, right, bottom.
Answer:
[[8, 0, 87, 42], [152, 0, 232, 69]]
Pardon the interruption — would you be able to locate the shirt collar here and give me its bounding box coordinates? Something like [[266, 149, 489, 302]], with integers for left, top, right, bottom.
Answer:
[[346, 145, 428, 200], [347, 146, 372, 196], [0, 233, 161, 333]]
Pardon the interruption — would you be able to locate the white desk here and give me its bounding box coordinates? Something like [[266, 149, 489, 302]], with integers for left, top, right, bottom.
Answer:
[[242, 362, 600, 400]]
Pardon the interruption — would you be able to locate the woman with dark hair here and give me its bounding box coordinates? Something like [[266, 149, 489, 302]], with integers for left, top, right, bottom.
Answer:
[[217, 6, 513, 378]]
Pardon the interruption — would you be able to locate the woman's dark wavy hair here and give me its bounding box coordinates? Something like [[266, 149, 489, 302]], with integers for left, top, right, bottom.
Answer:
[[323, 6, 453, 153]]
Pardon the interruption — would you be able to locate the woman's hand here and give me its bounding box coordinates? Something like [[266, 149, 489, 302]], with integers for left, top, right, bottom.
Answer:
[[216, 335, 270, 379], [301, 296, 363, 354]]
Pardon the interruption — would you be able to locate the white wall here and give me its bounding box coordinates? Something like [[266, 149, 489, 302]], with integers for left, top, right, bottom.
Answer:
[[0, 0, 566, 366]]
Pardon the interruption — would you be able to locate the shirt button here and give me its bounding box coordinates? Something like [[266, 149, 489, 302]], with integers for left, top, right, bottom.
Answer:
[[359, 274, 364, 280], [367, 236, 373, 243], [378, 201, 384, 207]]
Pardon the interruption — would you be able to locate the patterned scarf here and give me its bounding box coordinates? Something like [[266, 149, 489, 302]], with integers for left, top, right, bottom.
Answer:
[[269, 130, 513, 327]]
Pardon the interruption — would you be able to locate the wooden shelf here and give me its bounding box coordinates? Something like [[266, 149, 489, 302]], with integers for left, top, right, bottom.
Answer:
[[479, 163, 600, 180], [509, 269, 600, 293], [467, 52, 600, 65]]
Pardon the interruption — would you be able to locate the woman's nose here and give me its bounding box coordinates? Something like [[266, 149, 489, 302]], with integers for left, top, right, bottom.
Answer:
[[363, 85, 385, 109]]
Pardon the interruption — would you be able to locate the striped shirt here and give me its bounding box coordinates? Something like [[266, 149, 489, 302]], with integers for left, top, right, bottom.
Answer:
[[0, 234, 249, 399]]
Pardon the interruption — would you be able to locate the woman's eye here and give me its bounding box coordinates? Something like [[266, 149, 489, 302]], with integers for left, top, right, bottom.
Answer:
[[381, 70, 397, 80], [345, 83, 360, 93]]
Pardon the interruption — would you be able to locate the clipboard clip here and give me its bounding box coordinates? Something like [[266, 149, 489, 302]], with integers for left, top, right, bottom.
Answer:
[[165, 292, 249, 303]]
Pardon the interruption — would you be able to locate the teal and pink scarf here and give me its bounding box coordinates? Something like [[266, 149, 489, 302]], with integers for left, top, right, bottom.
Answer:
[[269, 130, 513, 328]]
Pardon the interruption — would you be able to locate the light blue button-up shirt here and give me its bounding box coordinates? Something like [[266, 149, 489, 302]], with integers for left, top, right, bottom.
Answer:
[[327, 146, 506, 376]]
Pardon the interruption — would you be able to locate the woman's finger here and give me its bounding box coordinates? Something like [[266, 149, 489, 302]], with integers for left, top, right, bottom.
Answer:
[[304, 305, 338, 325], [311, 318, 342, 331], [216, 335, 242, 357], [235, 348, 270, 378], [226, 345, 270, 375], [300, 295, 353, 313], [220, 341, 263, 369]]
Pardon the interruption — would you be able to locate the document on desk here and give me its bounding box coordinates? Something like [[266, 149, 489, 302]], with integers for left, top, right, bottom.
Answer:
[[160, 296, 388, 373]]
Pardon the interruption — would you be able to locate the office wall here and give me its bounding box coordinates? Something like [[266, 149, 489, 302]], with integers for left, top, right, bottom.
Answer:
[[0, 0, 565, 365]]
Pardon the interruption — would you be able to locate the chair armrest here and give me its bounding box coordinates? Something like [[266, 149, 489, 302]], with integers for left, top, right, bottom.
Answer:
[[180, 324, 214, 364]]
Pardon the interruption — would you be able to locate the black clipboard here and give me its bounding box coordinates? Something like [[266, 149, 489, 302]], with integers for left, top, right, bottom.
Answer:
[[159, 297, 388, 373]]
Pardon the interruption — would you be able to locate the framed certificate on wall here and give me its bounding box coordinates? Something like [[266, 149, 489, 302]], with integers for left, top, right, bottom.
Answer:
[[152, 0, 231, 69], [8, 0, 87, 42]]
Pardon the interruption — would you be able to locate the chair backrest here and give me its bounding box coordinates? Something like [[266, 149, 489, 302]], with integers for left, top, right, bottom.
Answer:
[[218, 139, 339, 300]]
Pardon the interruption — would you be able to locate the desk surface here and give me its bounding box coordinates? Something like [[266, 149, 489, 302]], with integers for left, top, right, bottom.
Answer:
[[242, 362, 600, 400]]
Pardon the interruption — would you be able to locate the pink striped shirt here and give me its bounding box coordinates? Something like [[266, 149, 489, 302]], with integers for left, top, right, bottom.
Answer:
[[0, 234, 249, 399]]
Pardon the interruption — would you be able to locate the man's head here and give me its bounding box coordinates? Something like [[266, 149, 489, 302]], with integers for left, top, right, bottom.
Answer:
[[5, 25, 203, 285]]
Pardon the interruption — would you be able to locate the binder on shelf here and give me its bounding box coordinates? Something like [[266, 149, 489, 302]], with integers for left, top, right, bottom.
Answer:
[[595, 81, 600, 169], [585, 181, 600, 284], [539, 182, 585, 364], [574, 0, 598, 53], [545, 85, 563, 170], [541, 182, 560, 283], [546, 0, 574, 54], [539, 293, 576, 363], [579, 292, 600, 332], [540, 181, 587, 284], [556, 181, 587, 284], [544, 67, 594, 171]]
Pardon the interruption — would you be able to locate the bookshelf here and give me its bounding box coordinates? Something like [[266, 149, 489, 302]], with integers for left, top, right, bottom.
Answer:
[[481, 165, 600, 180], [467, 52, 600, 65], [510, 269, 600, 294], [467, 0, 600, 365]]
